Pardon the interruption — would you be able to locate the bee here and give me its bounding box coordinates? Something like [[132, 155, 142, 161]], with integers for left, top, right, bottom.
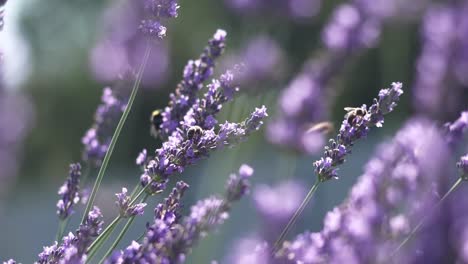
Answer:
[[150, 109, 163, 138], [306, 122, 334, 135], [344, 107, 367, 125], [187, 125, 204, 142]]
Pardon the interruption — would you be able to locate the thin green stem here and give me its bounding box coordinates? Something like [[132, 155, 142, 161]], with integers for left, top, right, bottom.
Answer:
[[272, 179, 321, 254], [391, 177, 463, 256], [99, 194, 150, 263], [81, 43, 152, 224], [55, 219, 67, 242], [87, 221, 119, 262]]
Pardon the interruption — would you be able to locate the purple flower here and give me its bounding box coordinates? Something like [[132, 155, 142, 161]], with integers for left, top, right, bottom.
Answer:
[[458, 154, 468, 179], [412, 3, 468, 120], [116, 188, 147, 218], [224, 0, 321, 20], [3, 260, 16, 264], [82, 87, 127, 166], [278, 118, 450, 263], [158, 30, 228, 138], [444, 111, 468, 145], [36, 207, 104, 263], [222, 36, 285, 87], [314, 82, 403, 181], [136, 149, 148, 166], [139, 20, 167, 38], [56, 163, 82, 220], [108, 165, 253, 263], [139, 0, 179, 38]]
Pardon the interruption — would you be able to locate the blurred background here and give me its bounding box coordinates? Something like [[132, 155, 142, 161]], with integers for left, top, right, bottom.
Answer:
[[0, 0, 465, 262]]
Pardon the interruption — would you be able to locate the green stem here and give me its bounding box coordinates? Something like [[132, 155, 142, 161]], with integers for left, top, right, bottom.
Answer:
[[81, 43, 152, 224], [391, 177, 463, 256], [99, 194, 150, 263], [272, 179, 321, 254], [55, 219, 68, 242]]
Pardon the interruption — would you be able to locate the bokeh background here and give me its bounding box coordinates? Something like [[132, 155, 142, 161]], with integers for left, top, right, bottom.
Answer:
[[0, 0, 464, 262]]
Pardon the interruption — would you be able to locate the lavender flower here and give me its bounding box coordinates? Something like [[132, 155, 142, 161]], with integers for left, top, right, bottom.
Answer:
[[56, 163, 82, 220], [82, 87, 127, 166], [314, 82, 403, 181], [278, 118, 450, 263], [3, 260, 16, 264], [458, 154, 468, 180], [36, 207, 104, 263], [158, 30, 227, 138], [412, 3, 468, 120], [444, 111, 468, 146], [115, 188, 147, 217], [139, 0, 179, 38], [108, 165, 253, 263]]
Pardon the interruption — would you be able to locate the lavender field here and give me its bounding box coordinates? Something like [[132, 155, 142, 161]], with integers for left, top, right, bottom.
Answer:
[[0, 0, 467, 263]]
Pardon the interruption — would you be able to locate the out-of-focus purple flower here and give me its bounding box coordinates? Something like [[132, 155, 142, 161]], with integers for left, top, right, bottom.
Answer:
[[224, 0, 321, 20], [322, 4, 380, 52], [158, 29, 227, 138], [56, 163, 82, 220], [116, 187, 147, 218], [314, 82, 403, 182], [90, 0, 173, 85], [254, 181, 306, 223], [36, 207, 104, 263], [136, 149, 148, 166], [226, 237, 270, 264], [267, 66, 328, 154], [444, 111, 468, 146], [3, 260, 16, 264], [108, 165, 253, 263], [222, 36, 285, 87], [413, 3, 468, 120], [278, 118, 450, 263], [82, 87, 127, 166]]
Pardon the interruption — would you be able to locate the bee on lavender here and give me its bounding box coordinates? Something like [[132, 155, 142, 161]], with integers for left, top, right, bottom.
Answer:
[[344, 107, 367, 125], [187, 125, 204, 142], [150, 109, 163, 138]]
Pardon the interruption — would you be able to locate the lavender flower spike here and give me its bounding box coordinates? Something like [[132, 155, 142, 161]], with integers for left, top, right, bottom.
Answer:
[[36, 207, 103, 263], [116, 188, 147, 217], [3, 260, 16, 264], [57, 163, 82, 220], [108, 165, 254, 263], [158, 30, 227, 138], [82, 87, 127, 166], [314, 82, 403, 181], [140, 0, 180, 38]]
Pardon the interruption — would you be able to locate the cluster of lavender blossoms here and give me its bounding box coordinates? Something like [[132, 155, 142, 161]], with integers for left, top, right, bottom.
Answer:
[[107, 164, 254, 263], [138, 30, 267, 195], [314, 82, 403, 181], [56, 163, 82, 219], [157, 29, 227, 138], [278, 118, 450, 263], [413, 2, 468, 120], [37, 207, 104, 263]]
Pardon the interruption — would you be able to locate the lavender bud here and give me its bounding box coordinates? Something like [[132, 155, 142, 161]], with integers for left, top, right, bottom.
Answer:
[[136, 149, 148, 166], [458, 154, 468, 180], [225, 164, 254, 202], [56, 163, 82, 220], [116, 188, 147, 217]]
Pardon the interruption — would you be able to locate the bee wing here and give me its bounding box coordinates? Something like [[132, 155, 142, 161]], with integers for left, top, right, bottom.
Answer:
[[344, 107, 354, 111]]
